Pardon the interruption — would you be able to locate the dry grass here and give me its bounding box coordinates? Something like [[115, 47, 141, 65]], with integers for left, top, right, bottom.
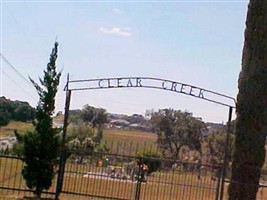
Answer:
[[0, 156, 57, 200], [1, 123, 267, 199], [51, 159, 220, 200], [103, 129, 157, 143], [0, 156, 217, 200], [1, 157, 267, 200], [0, 121, 157, 155], [102, 129, 157, 156], [0, 121, 33, 137]]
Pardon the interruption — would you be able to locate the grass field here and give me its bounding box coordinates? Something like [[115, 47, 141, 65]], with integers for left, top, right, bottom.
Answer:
[[103, 129, 157, 145], [1, 122, 267, 199], [101, 129, 157, 156], [0, 121, 156, 143], [0, 122, 33, 137], [0, 121, 157, 156], [0, 156, 219, 200]]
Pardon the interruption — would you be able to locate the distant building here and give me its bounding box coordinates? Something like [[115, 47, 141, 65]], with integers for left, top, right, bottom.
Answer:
[[109, 119, 130, 129]]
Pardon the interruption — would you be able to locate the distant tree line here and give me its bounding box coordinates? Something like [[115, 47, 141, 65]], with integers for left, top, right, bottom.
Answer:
[[0, 96, 35, 126], [69, 109, 149, 125]]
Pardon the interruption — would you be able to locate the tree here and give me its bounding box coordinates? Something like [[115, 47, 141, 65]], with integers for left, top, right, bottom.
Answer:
[[12, 101, 35, 122], [0, 96, 35, 123], [67, 124, 95, 163], [0, 111, 9, 127], [67, 118, 109, 163], [81, 105, 107, 144], [137, 148, 162, 174], [69, 109, 83, 124], [149, 109, 205, 160], [81, 105, 107, 128], [0, 97, 11, 127], [228, 1, 267, 199], [16, 43, 61, 198], [206, 130, 234, 166]]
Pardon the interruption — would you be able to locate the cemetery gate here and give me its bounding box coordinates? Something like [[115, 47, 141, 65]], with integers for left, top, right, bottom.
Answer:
[[55, 76, 236, 200]]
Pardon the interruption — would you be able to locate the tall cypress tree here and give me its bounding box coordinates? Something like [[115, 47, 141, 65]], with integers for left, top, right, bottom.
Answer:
[[20, 43, 61, 197], [228, 1, 267, 199]]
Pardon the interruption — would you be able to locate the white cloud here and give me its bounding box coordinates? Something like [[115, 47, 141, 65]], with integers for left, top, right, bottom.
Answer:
[[112, 8, 125, 15], [99, 27, 131, 37]]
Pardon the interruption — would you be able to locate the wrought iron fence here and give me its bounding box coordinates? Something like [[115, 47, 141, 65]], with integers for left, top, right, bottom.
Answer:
[[60, 151, 220, 200], [59, 141, 215, 199], [0, 155, 56, 199], [222, 165, 267, 200], [1, 142, 267, 200]]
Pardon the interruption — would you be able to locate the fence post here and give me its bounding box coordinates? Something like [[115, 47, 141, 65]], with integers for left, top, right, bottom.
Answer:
[[134, 180, 142, 200], [215, 165, 222, 200], [55, 88, 71, 200], [134, 162, 144, 200], [219, 106, 233, 200]]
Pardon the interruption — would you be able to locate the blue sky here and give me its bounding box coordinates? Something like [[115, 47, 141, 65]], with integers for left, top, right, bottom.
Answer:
[[0, 0, 249, 122]]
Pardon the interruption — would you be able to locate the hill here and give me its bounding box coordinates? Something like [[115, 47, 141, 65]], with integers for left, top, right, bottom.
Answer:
[[0, 96, 35, 126], [0, 121, 33, 137]]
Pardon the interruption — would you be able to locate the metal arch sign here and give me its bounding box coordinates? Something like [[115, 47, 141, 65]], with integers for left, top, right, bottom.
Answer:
[[59, 76, 235, 200], [65, 77, 236, 108]]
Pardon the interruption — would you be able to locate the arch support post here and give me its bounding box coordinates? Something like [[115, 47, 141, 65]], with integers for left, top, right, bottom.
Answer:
[[219, 106, 233, 200], [55, 89, 71, 200]]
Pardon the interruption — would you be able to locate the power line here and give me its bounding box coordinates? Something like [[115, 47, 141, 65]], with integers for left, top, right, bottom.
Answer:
[[1, 68, 38, 101], [0, 53, 34, 88]]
